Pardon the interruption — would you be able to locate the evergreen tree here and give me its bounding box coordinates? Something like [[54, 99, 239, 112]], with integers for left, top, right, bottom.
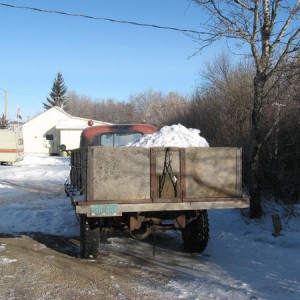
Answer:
[[0, 114, 8, 129], [43, 72, 68, 111]]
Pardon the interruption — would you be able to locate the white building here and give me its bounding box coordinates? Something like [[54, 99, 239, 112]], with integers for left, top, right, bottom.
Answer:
[[22, 106, 111, 155]]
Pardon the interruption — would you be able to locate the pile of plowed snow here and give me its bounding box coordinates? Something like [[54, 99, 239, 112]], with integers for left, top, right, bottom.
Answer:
[[18, 155, 70, 166], [127, 124, 209, 148]]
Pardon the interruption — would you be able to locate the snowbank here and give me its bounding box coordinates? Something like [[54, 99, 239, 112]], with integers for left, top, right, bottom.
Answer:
[[1, 154, 300, 299], [18, 154, 70, 166], [127, 124, 209, 148]]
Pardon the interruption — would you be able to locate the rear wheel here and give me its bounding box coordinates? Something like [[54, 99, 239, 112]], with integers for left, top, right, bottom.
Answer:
[[80, 215, 100, 259], [182, 210, 209, 253]]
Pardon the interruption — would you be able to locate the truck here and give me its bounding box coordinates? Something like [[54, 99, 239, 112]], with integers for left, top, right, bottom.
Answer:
[[0, 129, 24, 164], [65, 123, 249, 259]]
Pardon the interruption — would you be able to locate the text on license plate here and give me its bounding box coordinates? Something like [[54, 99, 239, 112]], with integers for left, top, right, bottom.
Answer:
[[90, 204, 119, 216]]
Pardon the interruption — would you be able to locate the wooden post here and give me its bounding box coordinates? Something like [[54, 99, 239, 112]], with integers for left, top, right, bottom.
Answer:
[[272, 214, 282, 237]]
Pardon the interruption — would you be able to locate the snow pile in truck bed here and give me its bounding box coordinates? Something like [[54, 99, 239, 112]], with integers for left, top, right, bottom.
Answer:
[[127, 123, 209, 148]]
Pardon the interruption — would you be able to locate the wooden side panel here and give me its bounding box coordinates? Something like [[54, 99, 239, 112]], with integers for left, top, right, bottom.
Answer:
[[150, 148, 157, 200], [81, 146, 242, 203], [70, 148, 84, 192], [88, 146, 151, 201], [184, 147, 241, 199], [154, 147, 180, 174], [151, 147, 181, 202]]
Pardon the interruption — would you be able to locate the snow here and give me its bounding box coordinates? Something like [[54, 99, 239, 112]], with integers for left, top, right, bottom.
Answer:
[[0, 243, 17, 265], [0, 257, 17, 266], [0, 154, 300, 299], [18, 154, 70, 166], [56, 119, 90, 130], [0, 154, 77, 236], [127, 124, 209, 147]]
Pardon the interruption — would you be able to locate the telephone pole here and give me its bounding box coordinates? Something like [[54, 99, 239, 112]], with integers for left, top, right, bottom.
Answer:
[[4, 90, 8, 120], [0, 88, 8, 120]]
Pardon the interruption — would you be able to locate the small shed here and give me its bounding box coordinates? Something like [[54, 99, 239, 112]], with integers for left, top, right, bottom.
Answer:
[[22, 106, 111, 155]]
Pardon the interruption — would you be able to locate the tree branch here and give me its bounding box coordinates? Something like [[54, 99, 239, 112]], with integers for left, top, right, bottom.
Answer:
[[233, 0, 254, 11], [270, 0, 300, 52]]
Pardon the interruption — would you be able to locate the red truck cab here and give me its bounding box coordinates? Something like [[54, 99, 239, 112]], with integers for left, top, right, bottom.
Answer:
[[80, 124, 157, 147]]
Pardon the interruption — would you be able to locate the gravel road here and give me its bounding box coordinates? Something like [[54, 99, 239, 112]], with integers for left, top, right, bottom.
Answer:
[[0, 233, 177, 300]]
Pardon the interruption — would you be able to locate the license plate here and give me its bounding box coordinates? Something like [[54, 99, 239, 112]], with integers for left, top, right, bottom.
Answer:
[[90, 204, 118, 216]]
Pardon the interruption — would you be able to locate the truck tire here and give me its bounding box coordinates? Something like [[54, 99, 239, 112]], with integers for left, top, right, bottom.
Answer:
[[80, 215, 100, 259], [182, 210, 209, 253]]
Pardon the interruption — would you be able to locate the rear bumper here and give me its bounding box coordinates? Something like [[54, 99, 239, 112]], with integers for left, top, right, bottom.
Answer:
[[74, 196, 250, 217]]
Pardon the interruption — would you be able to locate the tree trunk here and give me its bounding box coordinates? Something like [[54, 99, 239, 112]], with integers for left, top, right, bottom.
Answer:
[[249, 74, 264, 218]]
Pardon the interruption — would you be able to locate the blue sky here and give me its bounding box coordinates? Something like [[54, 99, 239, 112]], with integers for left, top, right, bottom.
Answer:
[[0, 0, 224, 121]]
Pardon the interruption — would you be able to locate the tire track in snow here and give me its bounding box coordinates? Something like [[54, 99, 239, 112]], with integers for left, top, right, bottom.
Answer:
[[0, 179, 64, 195]]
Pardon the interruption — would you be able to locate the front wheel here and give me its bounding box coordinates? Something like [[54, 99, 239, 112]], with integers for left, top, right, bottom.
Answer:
[[181, 210, 209, 253], [80, 215, 100, 259]]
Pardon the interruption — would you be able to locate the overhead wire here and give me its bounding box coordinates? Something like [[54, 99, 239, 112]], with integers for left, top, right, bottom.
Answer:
[[0, 2, 203, 35], [0, 2, 195, 119]]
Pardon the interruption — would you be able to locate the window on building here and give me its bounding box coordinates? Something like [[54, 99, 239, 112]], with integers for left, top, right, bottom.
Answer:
[[46, 134, 54, 141]]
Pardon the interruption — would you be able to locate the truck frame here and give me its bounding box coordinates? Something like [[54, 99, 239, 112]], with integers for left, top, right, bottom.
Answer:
[[65, 124, 249, 259]]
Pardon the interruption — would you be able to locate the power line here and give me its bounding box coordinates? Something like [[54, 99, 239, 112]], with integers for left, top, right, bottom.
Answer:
[[0, 3, 203, 35], [0, 87, 44, 98]]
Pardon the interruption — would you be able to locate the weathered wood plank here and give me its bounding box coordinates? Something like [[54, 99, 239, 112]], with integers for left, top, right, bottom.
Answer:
[[89, 146, 151, 201]]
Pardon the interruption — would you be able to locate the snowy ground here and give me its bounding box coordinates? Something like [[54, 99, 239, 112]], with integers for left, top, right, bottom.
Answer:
[[0, 154, 299, 300]]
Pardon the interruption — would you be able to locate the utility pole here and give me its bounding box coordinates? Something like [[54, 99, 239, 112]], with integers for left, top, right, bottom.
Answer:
[[4, 90, 8, 120], [273, 102, 286, 159]]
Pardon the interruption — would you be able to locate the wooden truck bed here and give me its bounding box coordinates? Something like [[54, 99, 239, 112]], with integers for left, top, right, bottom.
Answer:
[[67, 146, 249, 217]]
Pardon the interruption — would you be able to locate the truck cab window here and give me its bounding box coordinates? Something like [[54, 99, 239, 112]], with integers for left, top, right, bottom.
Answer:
[[113, 132, 142, 147], [92, 132, 142, 147], [100, 133, 114, 146]]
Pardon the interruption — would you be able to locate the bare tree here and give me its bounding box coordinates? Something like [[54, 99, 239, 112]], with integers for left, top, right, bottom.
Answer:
[[129, 90, 188, 127], [261, 53, 300, 202], [200, 54, 254, 146], [68, 91, 94, 118], [67, 91, 135, 123], [192, 0, 300, 218]]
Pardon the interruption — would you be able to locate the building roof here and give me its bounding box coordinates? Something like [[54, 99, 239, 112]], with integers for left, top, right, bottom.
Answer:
[[23, 106, 112, 130], [24, 106, 71, 125], [56, 119, 111, 130]]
